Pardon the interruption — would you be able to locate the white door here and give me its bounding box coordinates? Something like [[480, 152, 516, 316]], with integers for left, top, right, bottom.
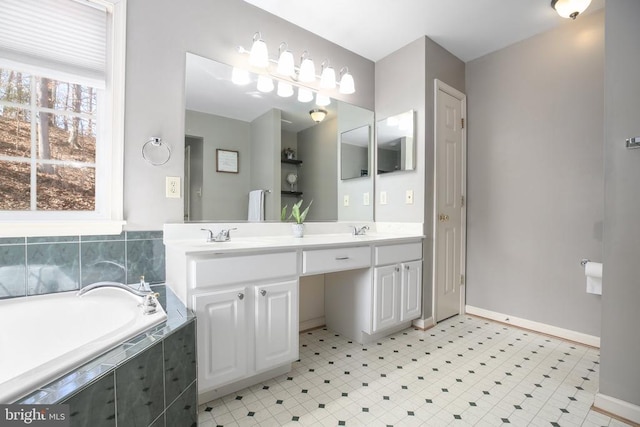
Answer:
[[373, 265, 400, 332], [434, 80, 466, 323], [400, 260, 422, 321], [193, 288, 247, 390], [255, 280, 299, 372]]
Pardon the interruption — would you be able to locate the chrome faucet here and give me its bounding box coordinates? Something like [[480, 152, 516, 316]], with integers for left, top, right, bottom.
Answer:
[[77, 281, 152, 297], [353, 225, 370, 236], [201, 227, 237, 242]]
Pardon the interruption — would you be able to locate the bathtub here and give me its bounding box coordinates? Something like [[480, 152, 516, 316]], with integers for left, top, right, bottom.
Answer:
[[0, 286, 167, 403]]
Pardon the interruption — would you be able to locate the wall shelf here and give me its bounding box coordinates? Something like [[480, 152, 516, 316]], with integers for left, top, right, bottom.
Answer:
[[281, 191, 303, 197], [281, 159, 303, 165]]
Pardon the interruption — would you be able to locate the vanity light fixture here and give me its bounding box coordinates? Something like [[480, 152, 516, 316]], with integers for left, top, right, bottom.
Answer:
[[277, 81, 294, 97], [256, 75, 274, 93], [276, 42, 295, 77], [319, 60, 336, 89], [298, 51, 316, 83], [248, 32, 269, 68], [551, 0, 591, 19], [316, 93, 331, 107], [338, 67, 355, 94], [309, 108, 328, 123], [297, 87, 313, 103]]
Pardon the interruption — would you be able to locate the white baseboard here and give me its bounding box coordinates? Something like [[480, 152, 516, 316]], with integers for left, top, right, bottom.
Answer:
[[594, 392, 640, 424], [300, 317, 325, 332], [412, 317, 435, 330], [465, 305, 600, 348]]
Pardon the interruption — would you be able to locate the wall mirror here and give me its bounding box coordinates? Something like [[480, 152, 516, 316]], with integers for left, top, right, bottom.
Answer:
[[376, 110, 415, 174], [183, 53, 374, 222], [340, 125, 371, 180]]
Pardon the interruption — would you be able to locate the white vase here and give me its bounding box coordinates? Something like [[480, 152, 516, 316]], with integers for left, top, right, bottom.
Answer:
[[292, 223, 304, 238]]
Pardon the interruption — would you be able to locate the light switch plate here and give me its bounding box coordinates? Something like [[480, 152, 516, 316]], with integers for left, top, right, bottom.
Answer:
[[166, 176, 180, 198], [343, 195, 350, 207], [380, 191, 387, 205], [363, 192, 370, 206]]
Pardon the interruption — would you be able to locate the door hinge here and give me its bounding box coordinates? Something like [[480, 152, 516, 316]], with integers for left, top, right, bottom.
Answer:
[[461, 195, 465, 207], [460, 274, 465, 285], [461, 118, 464, 129]]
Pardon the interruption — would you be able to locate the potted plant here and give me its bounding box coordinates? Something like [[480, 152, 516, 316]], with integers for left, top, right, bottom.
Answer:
[[281, 199, 312, 237]]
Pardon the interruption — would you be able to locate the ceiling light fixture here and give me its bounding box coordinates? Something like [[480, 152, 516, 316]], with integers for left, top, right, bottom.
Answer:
[[551, 0, 591, 19], [309, 109, 327, 123], [338, 67, 355, 94], [248, 32, 269, 68]]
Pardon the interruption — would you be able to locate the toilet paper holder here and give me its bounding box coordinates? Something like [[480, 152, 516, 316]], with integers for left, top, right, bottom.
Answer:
[[580, 258, 590, 267]]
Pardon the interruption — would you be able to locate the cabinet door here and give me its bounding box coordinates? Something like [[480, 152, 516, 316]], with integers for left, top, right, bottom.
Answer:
[[193, 287, 248, 390], [373, 265, 400, 332], [401, 260, 422, 321], [255, 280, 299, 372]]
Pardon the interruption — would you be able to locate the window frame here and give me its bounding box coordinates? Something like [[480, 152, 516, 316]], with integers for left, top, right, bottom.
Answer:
[[0, 0, 126, 237]]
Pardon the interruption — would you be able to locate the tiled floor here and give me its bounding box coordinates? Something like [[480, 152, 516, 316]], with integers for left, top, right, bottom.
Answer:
[[198, 315, 629, 426]]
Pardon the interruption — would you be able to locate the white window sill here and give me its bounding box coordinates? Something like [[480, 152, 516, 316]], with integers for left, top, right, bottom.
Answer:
[[0, 220, 126, 238]]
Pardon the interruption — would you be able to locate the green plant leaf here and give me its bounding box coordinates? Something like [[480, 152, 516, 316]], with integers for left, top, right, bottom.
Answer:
[[281, 204, 288, 221]]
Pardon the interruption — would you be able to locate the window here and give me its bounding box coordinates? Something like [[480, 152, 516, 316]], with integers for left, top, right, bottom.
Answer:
[[0, 0, 126, 236]]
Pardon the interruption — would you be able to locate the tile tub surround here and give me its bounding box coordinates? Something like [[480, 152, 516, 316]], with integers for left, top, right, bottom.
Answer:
[[17, 285, 197, 427], [0, 231, 165, 298], [199, 315, 621, 427]]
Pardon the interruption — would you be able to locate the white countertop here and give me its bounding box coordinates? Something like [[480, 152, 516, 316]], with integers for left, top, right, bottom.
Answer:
[[164, 232, 424, 255]]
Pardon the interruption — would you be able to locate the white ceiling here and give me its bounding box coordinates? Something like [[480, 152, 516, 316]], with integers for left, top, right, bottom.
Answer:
[[242, 0, 604, 62]]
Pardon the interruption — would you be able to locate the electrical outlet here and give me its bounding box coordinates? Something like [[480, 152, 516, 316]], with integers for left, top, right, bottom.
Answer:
[[166, 176, 180, 198], [363, 192, 370, 206], [380, 191, 387, 205], [343, 195, 350, 207], [405, 189, 414, 204]]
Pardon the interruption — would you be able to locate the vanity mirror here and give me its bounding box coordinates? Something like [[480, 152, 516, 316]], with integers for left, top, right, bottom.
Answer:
[[376, 110, 415, 174], [184, 53, 374, 222], [340, 125, 371, 180]]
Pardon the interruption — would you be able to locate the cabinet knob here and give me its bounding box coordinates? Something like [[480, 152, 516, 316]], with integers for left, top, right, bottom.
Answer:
[[260, 289, 267, 296], [395, 266, 400, 272], [237, 293, 244, 300], [405, 265, 410, 270]]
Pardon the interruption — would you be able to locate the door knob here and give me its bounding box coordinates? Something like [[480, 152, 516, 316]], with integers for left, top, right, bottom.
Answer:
[[260, 289, 267, 296], [237, 293, 244, 300], [439, 214, 449, 222]]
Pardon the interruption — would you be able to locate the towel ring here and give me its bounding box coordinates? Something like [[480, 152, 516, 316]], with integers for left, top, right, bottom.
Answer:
[[142, 137, 171, 166]]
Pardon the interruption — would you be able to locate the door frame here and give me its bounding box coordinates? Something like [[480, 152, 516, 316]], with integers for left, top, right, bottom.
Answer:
[[432, 79, 467, 322]]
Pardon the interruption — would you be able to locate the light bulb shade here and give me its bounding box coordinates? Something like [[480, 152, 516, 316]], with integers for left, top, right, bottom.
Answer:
[[339, 71, 355, 94], [277, 81, 294, 98], [277, 50, 295, 76], [297, 87, 313, 103], [320, 66, 336, 89], [231, 67, 250, 85], [298, 58, 316, 82], [315, 93, 331, 107], [249, 38, 269, 68], [551, 0, 591, 19], [257, 75, 274, 93], [309, 109, 327, 123]]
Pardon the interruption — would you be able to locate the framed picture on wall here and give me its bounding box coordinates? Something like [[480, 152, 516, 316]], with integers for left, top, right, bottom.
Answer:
[[216, 149, 239, 173]]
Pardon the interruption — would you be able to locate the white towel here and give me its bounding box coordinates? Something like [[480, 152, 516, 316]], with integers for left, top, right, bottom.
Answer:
[[248, 190, 265, 222]]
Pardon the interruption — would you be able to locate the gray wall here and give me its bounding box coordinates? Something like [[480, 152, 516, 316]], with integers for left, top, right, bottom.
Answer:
[[184, 110, 250, 221], [184, 136, 203, 221], [124, 0, 374, 229], [600, 0, 640, 407], [465, 11, 604, 336], [250, 109, 281, 220], [297, 117, 338, 222]]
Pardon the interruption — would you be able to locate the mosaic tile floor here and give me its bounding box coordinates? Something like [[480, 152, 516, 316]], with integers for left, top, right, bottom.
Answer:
[[198, 315, 628, 426]]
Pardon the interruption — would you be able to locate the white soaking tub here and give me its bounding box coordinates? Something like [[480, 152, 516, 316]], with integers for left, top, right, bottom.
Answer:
[[0, 286, 167, 403]]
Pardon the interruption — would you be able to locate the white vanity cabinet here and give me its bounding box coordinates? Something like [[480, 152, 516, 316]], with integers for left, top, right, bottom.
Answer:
[[372, 259, 422, 332]]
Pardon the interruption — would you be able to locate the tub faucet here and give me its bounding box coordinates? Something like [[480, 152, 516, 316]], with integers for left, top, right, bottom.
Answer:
[[353, 225, 370, 236], [77, 281, 152, 297], [201, 227, 237, 242]]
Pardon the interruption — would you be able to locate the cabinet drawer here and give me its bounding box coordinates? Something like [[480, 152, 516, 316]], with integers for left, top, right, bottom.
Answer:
[[302, 246, 371, 275], [191, 251, 297, 288], [375, 242, 422, 266]]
